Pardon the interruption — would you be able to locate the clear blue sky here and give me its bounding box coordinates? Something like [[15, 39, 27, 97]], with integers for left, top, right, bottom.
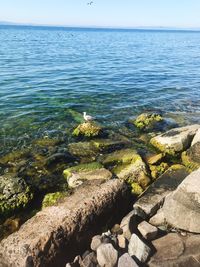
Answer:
[[0, 0, 200, 28]]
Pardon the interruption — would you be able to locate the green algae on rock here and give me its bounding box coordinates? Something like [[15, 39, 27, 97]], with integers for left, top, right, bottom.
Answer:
[[92, 139, 126, 153], [181, 142, 200, 171], [150, 162, 169, 180], [103, 148, 150, 188], [63, 162, 112, 188], [42, 192, 67, 208], [68, 141, 98, 162], [131, 113, 163, 131], [0, 174, 33, 218], [130, 182, 144, 196], [73, 122, 103, 138]]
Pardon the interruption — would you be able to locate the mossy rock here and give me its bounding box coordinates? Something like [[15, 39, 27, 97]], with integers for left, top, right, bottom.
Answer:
[[42, 192, 67, 208], [73, 122, 103, 138], [131, 113, 163, 131], [147, 153, 164, 165], [150, 162, 169, 180], [0, 174, 33, 218], [92, 139, 126, 153], [63, 162, 103, 179], [182, 143, 200, 171], [68, 142, 98, 162], [33, 138, 62, 147], [0, 149, 31, 165]]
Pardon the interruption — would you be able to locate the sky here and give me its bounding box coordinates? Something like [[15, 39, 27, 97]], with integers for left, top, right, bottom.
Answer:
[[0, 0, 200, 29]]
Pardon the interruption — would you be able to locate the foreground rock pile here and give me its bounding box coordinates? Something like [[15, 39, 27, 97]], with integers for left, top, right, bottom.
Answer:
[[1, 112, 200, 266]]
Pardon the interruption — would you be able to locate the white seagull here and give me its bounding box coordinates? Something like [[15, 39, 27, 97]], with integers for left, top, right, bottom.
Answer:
[[83, 112, 95, 122]]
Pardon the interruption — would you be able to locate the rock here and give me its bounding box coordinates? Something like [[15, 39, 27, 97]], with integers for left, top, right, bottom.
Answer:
[[103, 148, 150, 188], [111, 224, 123, 235], [149, 209, 165, 227], [120, 210, 138, 240], [92, 139, 127, 153], [192, 128, 200, 146], [117, 234, 128, 250], [148, 233, 200, 267], [0, 174, 33, 218], [42, 191, 67, 208], [137, 221, 158, 240], [0, 179, 131, 267], [162, 168, 200, 233], [96, 243, 118, 267], [182, 142, 200, 170], [82, 252, 97, 267], [133, 165, 189, 218], [130, 182, 144, 195], [147, 153, 164, 165], [68, 142, 98, 162], [63, 162, 112, 188], [73, 122, 103, 138], [150, 124, 200, 155], [128, 234, 151, 263], [2, 217, 21, 236], [132, 112, 163, 131], [45, 152, 76, 167], [118, 253, 139, 267], [91, 235, 102, 251]]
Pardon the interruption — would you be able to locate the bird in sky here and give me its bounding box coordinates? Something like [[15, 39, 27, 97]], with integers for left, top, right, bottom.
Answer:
[[87, 1, 93, 5]]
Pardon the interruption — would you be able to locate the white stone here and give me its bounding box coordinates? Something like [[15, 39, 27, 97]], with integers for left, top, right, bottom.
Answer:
[[192, 128, 200, 146], [118, 253, 139, 267], [97, 243, 118, 267], [137, 221, 158, 240], [128, 234, 151, 263]]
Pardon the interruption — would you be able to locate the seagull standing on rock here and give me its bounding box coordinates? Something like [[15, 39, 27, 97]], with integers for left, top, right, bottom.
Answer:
[[83, 112, 95, 122]]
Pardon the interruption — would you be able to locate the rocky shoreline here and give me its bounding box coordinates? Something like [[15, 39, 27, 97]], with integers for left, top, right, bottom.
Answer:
[[0, 112, 200, 266]]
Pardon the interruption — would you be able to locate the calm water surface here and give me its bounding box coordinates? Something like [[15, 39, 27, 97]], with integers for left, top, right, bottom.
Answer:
[[0, 25, 200, 154]]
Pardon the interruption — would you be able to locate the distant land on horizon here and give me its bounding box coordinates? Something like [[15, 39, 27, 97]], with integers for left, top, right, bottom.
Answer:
[[0, 20, 200, 31]]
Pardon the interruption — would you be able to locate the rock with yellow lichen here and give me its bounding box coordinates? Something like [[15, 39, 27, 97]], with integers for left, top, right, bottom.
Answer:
[[131, 112, 163, 131], [73, 122, 103, 138], [181, 142, 200, 171]]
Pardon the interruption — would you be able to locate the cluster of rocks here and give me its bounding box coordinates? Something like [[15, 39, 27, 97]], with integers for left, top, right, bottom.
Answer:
[[66, 167, 200, 267]]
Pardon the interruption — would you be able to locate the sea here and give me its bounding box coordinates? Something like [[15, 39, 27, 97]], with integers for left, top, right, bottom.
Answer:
[[0, 25, 200, 155]]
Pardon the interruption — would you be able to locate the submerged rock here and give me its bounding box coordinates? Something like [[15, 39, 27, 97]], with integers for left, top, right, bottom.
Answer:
[[150, 124, 200, 155], [63, 162, 112, 188], [162, 168, 200, 233], [92, 139, 127, 153], [131, 112, 163, 131], [0, 174, 33, 217], [73, 122, 103, 138], [68, 141, 98, 162], [182, 142, 200, 171]]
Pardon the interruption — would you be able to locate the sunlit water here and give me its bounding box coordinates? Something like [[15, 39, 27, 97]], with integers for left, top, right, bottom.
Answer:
[[0, 25, 200, 155]]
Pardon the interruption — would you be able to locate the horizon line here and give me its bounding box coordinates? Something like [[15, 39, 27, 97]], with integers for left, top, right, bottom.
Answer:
[[1, 20, 200, 31]]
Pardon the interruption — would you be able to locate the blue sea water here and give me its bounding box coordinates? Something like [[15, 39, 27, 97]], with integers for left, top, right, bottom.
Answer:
[[0, 25, 200, 154]]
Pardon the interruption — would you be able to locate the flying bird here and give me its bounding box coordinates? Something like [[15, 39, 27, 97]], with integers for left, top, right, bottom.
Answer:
[[83, 112, 95, 122], [87, 1, 93, 5]]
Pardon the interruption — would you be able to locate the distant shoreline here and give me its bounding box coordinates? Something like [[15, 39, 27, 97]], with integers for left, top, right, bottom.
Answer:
[[0, 22, 200, 32]]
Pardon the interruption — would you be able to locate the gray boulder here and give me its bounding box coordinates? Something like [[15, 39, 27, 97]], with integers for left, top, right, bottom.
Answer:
[[97, 243, 118, 267], [162, 168, 200, 233], [192, 128, 200, 146], [128, 234, 151, 263], [137, 221, 158, 240], [150, 124, 200, 155]]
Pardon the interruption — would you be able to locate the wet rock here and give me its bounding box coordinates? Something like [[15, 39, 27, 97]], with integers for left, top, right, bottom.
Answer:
[[73, 122, 103, 138], [120, 210, 138, 240], [130, 182, 144, 195], [68, 142, 98, 163], [148, 233, 200, 267], [147, 153, 164, 165], [128, 234, 151, 263], [92, 139, 126, 153], [63, 162, 112, 188], [150, 124, 200, 155], [182, 142, 200, 170], [162, 168, 200, 233], [103, 148, 150, 188], [133, 165, 189, 218], [137, 221, 158, 240], [0, 179, 131, 267], [0, 174, 33, 218], [33, 138, 62, 147], [192, 128, 200, 146], [96, 243, 118, 267], [131, 112, 163, 131], [118, 253, 139, 267], [45, 152, 76, 167]]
